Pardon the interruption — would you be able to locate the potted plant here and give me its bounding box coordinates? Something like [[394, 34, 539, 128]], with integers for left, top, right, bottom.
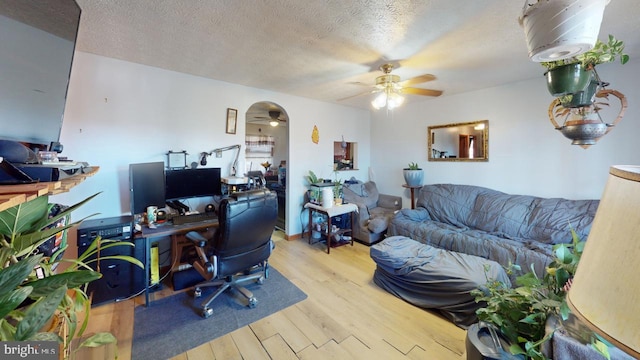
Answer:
[[542, 35, 629, 98], [333, 179, 343, 205], [0, 194, 143, 359], [403, 162, 424, 187], [471, 230, 611, 360]]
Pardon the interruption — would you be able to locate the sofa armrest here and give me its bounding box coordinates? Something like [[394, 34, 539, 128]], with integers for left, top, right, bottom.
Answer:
[[347, 201, 370, 222], [394, 208, 431, 222], [378, 194, 402, 210]]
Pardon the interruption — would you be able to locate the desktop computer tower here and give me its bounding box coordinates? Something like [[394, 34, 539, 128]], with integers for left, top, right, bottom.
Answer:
[[77, 216, 145, 306]]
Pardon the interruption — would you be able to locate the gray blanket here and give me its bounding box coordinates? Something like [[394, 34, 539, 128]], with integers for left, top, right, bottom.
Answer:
[[371, 236, 511, 328]]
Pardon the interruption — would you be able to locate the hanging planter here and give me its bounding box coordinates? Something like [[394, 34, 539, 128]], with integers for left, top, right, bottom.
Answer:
[[520, 0, 609, 62], [558, 77, 603, 108], [548, 88, 627, 148], [545, 63, 592, 97]]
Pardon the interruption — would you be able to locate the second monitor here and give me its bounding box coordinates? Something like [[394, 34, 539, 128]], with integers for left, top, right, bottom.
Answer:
[[165, 167, 222, 201]]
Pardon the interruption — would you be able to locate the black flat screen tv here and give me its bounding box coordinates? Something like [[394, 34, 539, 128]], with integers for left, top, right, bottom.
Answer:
[[165, 168, 222, 201]]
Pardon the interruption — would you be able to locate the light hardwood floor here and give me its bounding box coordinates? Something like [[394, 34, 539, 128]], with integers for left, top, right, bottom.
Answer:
[[76, 232, 468, 359]]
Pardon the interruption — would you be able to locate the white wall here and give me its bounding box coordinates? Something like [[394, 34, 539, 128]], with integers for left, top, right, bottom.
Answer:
[[371, 61, 640, 206], [51, 52, 371, 236], [51, 51, 639, 234]]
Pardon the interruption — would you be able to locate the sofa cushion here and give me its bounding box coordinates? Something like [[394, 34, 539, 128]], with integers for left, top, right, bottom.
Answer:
[[343, 181, 379, 209], [524, 198, 599, 244], [467, 192, 535, 239], [367, 217, 388, 234], [418, 184, 487, 227]]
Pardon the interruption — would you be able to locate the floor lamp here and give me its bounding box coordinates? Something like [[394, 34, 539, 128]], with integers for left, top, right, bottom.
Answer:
[[566, 165, 640, 358]]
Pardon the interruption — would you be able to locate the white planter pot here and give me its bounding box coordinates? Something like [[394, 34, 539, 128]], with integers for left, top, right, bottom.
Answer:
[[403, 169, 424, 187], [520, 0, 609, 62]]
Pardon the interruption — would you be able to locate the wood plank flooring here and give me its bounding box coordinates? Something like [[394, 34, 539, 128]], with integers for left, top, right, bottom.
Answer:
[[75, 232, 467, 359]]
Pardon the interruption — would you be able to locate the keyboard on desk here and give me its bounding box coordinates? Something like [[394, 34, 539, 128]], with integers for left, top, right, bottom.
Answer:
[[171, 212, 217, 225]]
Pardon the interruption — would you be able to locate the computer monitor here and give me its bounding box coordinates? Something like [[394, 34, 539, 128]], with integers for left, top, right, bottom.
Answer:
[[165, 168, 222, 200], [129, 162, 166, 215]]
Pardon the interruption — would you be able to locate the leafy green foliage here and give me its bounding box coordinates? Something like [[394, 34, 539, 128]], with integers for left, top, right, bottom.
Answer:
[[472, 228, 610, 360], [407, 162, 420, 170], [541, 35, 629, 70], [0, 193, 141, 358], [306, 170, 319, 185]]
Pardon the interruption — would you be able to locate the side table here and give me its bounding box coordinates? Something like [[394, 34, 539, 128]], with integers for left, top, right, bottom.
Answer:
[[304, 202, 357, 254], [402, 184, 422, 209]]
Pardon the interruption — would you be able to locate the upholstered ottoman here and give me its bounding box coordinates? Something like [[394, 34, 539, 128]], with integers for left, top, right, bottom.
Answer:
[[370, 236, 511, 328]]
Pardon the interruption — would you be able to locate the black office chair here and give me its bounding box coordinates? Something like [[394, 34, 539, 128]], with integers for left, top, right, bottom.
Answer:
[[185, 189, 277, 318]]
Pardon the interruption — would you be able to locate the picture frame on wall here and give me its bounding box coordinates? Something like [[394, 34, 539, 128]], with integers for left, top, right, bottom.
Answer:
[[226, 108, 238, 134]]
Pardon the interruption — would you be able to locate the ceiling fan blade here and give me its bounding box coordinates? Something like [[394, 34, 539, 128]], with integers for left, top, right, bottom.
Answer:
[[399, 74, 436, 87], [401, 87, 443, 97], [337, 90, 376, 102], [347, 81, 374, 87]]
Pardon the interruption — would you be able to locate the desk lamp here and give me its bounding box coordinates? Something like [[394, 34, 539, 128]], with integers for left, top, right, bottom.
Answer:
[[566, 165, 640, 358]]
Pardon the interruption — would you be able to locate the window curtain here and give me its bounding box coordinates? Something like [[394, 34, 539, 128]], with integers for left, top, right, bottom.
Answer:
[[245, 135, 275, 160]]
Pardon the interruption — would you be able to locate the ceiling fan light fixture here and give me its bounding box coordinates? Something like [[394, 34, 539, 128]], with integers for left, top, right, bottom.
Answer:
[[371, 92, 387, 109], [387, 91, 404, 109]]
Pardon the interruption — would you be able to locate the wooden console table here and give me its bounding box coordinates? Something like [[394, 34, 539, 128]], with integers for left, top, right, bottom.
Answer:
[[0, 166, 100, 211]]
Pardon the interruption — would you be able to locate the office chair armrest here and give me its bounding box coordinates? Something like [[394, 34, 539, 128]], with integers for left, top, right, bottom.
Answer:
[[186, 231, 208, 247]]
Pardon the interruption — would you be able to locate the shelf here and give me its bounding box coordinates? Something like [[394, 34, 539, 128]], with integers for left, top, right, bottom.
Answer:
[[0, 166, 99, 212]]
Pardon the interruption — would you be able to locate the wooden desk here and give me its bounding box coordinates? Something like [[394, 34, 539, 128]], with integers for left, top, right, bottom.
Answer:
[[402, 184, 422, 209], [304, 202, 357, 254], [138, 219, 218, 306]]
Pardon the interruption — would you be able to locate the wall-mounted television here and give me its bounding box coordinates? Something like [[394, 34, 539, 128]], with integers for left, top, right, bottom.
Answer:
[[165, 168, 222, 201], [0, 0, 81, 150]]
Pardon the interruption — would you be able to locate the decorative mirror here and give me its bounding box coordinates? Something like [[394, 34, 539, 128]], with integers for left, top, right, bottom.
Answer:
[[428, 120, 489, 162]]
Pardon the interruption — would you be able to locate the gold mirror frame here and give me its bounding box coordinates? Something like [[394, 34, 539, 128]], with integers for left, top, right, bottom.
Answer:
[[428, 120, 489, 162]]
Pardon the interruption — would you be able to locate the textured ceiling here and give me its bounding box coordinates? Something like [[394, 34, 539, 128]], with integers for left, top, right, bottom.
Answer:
[[74, 0, 640, 110]]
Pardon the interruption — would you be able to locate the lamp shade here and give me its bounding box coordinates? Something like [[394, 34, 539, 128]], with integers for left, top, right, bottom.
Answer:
[[567, 165, 640, 358]]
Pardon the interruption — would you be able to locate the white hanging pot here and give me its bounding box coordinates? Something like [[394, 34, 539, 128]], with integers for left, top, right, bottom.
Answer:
[[519, 0, 609, 62]]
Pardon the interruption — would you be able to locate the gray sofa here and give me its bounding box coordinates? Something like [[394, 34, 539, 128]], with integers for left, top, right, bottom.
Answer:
[[388, 184, 599, 279], [342, 181, 402, 245]]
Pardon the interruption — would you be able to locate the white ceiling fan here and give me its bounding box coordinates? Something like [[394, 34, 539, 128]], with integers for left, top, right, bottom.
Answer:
[[249, 110, 287, 127], [340, 63, 443, 109]]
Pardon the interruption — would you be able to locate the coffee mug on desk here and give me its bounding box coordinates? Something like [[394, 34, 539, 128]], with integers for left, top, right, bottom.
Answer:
[[146, 206, 158, 224]]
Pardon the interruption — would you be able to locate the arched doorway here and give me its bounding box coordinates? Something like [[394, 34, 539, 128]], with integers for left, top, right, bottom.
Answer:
[[245, 102, 289, 232]]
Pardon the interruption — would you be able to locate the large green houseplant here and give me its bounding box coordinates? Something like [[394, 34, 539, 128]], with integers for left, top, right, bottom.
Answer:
[[0, 193, 143, 359], [472, 230, 610, 360]]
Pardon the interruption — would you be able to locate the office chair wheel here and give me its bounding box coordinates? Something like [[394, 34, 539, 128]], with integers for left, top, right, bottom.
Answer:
[[202, 307, 213, 318], [194, 288, 202, 298], [248, 297, 257, 308], [257, 276, 265, 285]]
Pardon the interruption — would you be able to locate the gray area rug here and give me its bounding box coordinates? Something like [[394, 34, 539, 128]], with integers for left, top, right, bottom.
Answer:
[[132, 267, 307, 360]]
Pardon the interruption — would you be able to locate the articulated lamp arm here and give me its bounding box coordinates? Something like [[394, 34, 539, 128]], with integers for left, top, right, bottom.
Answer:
[[200, 144, 242, 176]]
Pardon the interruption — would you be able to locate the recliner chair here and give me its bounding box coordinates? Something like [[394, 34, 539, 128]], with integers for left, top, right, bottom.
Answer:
[[185, 189, 277, 318]]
